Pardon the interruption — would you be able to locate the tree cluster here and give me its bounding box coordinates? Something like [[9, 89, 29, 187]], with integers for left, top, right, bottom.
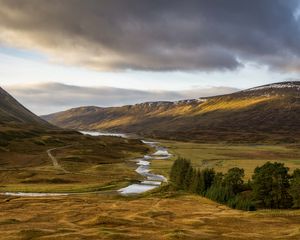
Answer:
[[170, 158, 300, 211]]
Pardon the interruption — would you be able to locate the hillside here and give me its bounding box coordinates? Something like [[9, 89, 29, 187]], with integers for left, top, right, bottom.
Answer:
[[0, 86, 150, 193], [0, 86, 54, 130], [43, 81, 300, 143]]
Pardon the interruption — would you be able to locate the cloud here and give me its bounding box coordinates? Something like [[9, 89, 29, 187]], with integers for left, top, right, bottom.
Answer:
[[0, 0, 299, 72], [5, 83, 239, 115]]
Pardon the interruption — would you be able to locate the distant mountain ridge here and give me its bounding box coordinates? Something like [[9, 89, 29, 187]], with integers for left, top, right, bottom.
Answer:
[[42, 81, 300, 143]]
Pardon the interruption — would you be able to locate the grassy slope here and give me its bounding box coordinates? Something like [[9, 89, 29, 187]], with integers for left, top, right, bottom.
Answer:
[[43, 82, 300, 143], [0, 87, 53, 129], [0, 86, 151, 192], [0, 132, 150, 193], [0, 193, 300, 239]]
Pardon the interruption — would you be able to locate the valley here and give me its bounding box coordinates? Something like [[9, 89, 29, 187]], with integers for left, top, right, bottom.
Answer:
[[1, 1, 300, 238], [0, 86, 153, 194], [0, 83, 300, 239]]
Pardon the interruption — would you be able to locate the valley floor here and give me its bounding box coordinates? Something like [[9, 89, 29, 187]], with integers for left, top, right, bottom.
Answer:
[[151, 140, 300, 179], [0, 132, 150, 193], [1, 136, 300, 239], [0, 193, 300, 240]]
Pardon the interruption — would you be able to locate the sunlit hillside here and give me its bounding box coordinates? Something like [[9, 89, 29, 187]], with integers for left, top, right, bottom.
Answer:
[[43, 81, 300, 143]]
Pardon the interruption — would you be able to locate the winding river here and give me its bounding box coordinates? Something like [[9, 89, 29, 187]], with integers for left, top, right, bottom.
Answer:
[[2, 131, 171, 197], [81, 132, 171, 195], [118, 140, 171, 195]]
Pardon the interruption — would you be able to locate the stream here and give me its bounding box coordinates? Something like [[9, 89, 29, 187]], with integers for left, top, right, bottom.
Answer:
[[118, 140, 171, 195], [81, 132, 171, 195], [1, 131, 171, 197]]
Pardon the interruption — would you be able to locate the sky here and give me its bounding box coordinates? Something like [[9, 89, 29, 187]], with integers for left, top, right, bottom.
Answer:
[[0, 0, 300, 114]]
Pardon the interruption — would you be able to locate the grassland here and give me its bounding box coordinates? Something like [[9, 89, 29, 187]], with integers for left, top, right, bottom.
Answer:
[[1, 84, 300, 239], [0, 192, 300, 239], [151, 140, 300, 179], [0, 131, 150, 193], [1, 138, 300, 239]]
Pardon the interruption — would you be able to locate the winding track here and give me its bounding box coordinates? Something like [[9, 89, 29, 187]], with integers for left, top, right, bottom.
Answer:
[[1, 135, 170, 197], [46, 145, 73, 173]]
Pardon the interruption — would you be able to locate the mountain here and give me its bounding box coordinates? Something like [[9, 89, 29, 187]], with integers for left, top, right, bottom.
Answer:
[[0, 87, 54, 130], [42, 82, 300, 143], [0, 86, 149, 185]]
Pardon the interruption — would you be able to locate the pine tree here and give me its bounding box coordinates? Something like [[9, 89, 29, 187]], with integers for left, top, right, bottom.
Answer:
[[223, 167, 244, 195], [200, 168, 215, 194], [290, 169, 300, 208], [190, 170, 202, 194], [183, 164, 194, 190], [252, 162, 292, 209], [170, 158, 180, 183], [170, 158, 192, 189], [205, 172, 235, 203]]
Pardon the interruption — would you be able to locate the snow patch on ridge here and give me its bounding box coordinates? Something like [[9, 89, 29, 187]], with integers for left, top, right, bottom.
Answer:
[[244, 82, 300, 92]]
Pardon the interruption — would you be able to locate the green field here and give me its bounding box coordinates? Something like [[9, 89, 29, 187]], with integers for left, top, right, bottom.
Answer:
[[151, 140, 300, 179]]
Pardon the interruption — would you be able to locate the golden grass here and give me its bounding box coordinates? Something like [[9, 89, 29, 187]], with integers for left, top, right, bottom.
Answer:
[[151, 140, 300, 179], [88, 96, 277, 125], [1, 135, 300, 239], [194, 96, 275, 115], [0, 193, 299, 239], [93, 116, 136, 129], [143, 96, 276, 118], [0, 133, 149, 193]]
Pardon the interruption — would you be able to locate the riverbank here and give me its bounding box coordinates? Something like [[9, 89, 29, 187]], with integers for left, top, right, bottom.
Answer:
[[0, 132, 149, 195], [118, 140, 171, 195], [0, 132, 171, 196]]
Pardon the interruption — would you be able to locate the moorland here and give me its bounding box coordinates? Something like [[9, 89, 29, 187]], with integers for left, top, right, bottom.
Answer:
[[0, 83, 300, 239]]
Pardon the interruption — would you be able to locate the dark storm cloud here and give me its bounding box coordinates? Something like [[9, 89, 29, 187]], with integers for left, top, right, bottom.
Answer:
[[6, 83, 239, 115], [0, 0, 299, 71]]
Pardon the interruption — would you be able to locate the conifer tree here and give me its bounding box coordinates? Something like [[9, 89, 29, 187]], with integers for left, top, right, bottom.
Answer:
[[170, 158, 192, 189], [200, 168, 215, 194], [183, 165, 194, 190], [190, 170, 202, 194], [252, 162, 292, 209], [290, 169, 300, 208], [223, 167, 244, 195], [170, 158, 180, 183]]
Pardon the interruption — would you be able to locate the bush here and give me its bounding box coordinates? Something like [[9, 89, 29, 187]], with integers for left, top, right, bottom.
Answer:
[[228, 193, 256, 211], [33, 139, 46, 146], [0, 139, 8, 147], [206, 185, 234, 203]]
